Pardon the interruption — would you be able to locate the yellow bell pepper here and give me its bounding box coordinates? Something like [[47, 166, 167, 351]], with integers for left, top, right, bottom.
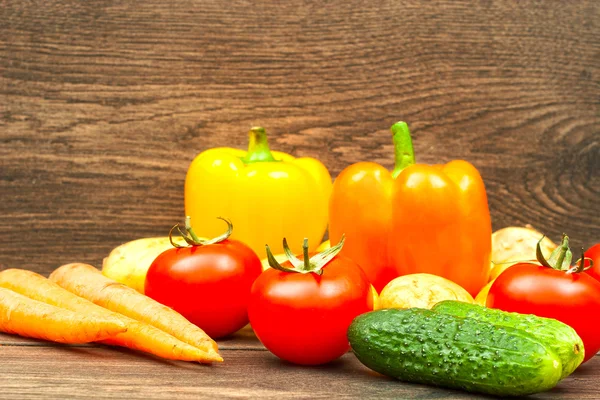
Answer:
[[185, 127, 332, 258]]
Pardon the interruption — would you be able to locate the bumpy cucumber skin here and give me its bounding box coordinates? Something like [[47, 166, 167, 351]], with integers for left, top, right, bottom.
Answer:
[[432, 300, 584, 379], [348, 308, 562, 397]]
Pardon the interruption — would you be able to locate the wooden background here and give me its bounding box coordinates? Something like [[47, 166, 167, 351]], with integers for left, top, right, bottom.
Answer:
[[1, 0, 599, 275]]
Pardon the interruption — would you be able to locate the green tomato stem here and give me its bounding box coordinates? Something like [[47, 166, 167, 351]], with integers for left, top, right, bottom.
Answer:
[[569, 248, 594, 274], [168, 216, 233, 248], [302, 238, 310, 271], [185, 216, 203, 243], [266, 235, 346, 275], [553, 235, 571, 270], [536, 234, 592, 273], [545, 234, 572, 270]]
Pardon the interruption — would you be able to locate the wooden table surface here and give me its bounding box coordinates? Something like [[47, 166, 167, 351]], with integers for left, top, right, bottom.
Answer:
[[2, 327, 599, 400], [1, 0, 599, 398]]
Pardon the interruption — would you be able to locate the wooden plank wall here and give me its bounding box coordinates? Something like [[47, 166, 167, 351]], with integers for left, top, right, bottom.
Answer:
[[1, 0, 598, 274]]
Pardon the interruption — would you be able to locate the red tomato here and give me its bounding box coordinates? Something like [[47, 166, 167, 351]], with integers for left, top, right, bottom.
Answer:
[[145, 239, 263, 339], [248, 255, 373, 365], [584, 243, 600, 282], [487, 262, 600, 363]]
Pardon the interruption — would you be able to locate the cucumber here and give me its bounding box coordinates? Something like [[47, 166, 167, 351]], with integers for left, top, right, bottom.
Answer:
[[432, 300, 584, 379], [348, 308, 562, 396]]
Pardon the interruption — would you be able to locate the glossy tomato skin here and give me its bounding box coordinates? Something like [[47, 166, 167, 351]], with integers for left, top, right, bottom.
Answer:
[[584, 244, 600, 282], [487, 263, 600, 363], [145, 239, 262, 338], [248, 256, 373, 365]]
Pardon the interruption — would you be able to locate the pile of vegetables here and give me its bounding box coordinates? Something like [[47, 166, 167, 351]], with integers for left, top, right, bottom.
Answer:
[[3, 122, 598, 396]]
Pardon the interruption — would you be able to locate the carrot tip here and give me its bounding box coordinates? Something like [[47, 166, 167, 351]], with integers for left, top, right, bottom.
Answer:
[[205, 350, 223, 363]]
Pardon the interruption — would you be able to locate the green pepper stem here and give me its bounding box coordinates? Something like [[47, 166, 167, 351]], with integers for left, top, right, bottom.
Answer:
[[241, 127, 278, 163], [390, 121, 416, 178]]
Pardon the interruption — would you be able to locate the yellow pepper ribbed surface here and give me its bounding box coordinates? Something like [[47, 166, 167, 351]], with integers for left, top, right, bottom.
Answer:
[[185, 127, 332, 258]]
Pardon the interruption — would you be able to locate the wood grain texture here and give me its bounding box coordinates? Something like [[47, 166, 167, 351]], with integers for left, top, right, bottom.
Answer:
[[1, 335, 599, 399], [1, 0, 599, 274]]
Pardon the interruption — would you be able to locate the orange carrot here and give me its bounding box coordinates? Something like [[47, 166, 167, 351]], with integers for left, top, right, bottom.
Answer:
[[49, 263, 221, 361], [100, 320, 221, 362], [0, 287, 126, 343], [0, 269, 125, 327], [0, 269, 221, 362]]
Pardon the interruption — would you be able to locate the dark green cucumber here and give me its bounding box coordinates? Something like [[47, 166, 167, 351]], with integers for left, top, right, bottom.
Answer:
[[432, 300, 584, 379], [348, 308, 562, 397]]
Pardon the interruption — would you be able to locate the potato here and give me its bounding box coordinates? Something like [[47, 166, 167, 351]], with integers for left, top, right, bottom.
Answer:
[[491, 225, 557, 264], [378, 273, 474, 310], [102, 236, 188, 293], [489, 225, 557, 282]]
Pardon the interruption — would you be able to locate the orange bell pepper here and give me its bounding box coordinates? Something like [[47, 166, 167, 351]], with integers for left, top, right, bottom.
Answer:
[[329, 122, 491, 295]]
